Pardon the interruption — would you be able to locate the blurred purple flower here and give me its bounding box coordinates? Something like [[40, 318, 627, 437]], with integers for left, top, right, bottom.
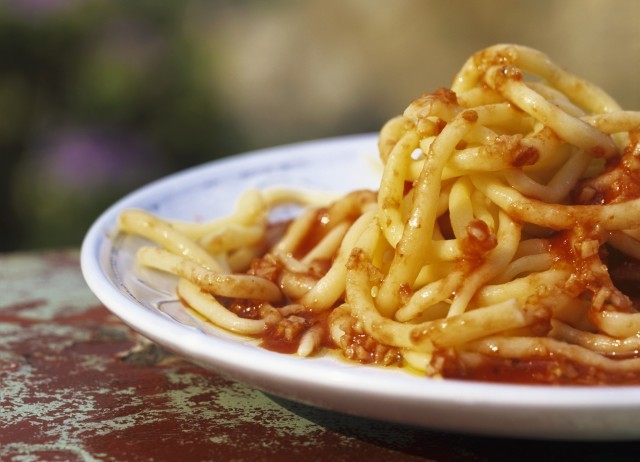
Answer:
[[34, 129, 163, 191]]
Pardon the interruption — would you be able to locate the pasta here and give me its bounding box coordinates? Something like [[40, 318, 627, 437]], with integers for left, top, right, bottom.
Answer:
[[119, 44, 640, 385]]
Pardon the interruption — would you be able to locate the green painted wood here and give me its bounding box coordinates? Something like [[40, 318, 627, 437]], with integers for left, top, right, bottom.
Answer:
[[0, 250, 636, 461]]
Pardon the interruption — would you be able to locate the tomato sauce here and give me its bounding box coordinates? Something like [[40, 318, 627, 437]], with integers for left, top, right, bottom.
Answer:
[[438, 351, 640, 385]]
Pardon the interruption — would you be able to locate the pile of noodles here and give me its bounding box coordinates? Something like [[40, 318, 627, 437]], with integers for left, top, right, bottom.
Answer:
[[119, 44, 640, 384]]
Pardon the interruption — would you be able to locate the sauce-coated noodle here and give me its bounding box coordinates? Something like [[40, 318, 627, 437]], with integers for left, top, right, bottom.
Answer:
[[119, 45, 640, 384]]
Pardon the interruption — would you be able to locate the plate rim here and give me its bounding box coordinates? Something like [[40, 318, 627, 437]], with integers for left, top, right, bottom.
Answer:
[[81, 133, 640, 440]]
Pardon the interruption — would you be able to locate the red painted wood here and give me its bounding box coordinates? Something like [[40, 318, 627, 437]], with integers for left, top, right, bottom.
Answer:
[[0, 250, 635, 461]]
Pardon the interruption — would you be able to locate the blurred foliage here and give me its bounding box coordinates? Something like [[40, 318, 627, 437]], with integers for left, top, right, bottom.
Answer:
[[0, 0, 244, 251], [1, 0, 637, 251]]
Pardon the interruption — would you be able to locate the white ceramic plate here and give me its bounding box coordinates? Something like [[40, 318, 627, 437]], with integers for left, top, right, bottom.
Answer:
[[82, 134, 640, 441]]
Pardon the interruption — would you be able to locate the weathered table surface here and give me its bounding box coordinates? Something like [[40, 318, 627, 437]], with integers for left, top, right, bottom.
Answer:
[[1, 250, 637, 461]]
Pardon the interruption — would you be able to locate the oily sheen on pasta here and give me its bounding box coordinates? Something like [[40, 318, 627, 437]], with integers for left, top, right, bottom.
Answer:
[[119, 44, 640, 384]]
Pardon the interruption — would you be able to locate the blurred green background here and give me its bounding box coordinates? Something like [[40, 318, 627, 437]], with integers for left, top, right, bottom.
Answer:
[[1, 0, 638, 252]]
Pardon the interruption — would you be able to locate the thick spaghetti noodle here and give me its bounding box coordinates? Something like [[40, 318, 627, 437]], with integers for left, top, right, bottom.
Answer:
[[119, 44, 640, 384]]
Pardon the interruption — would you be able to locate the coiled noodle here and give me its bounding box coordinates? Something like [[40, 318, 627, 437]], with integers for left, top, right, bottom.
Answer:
[[119, 45, 640, 384]]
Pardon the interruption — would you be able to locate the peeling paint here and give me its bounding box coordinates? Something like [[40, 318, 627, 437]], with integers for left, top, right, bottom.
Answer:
[[2, 251, 637, 462]]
